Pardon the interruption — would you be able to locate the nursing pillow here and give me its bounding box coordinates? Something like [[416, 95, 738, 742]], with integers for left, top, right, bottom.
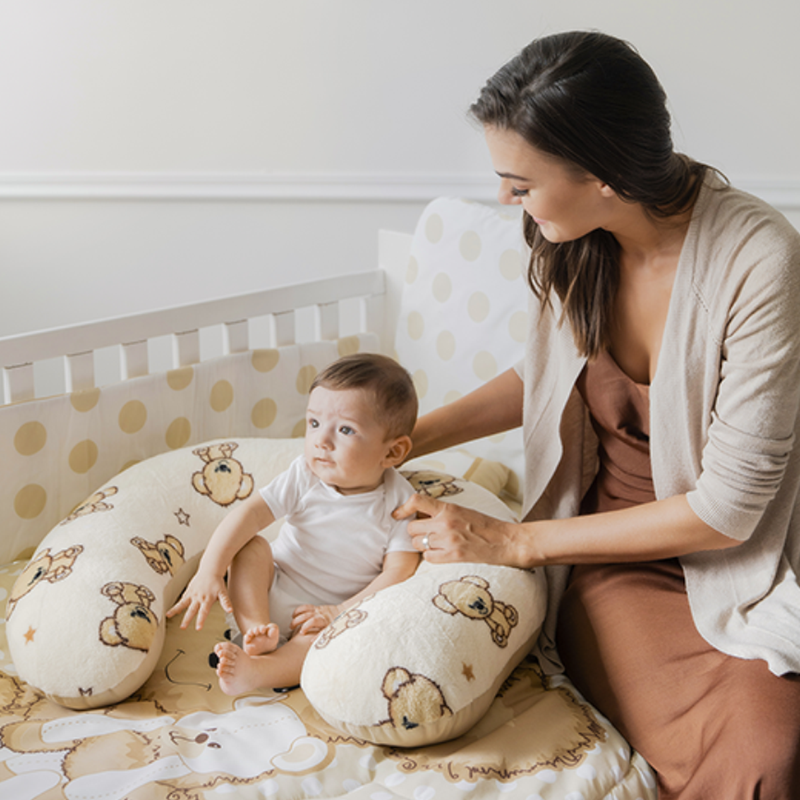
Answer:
[[5, 438, 304, 709], [5, 434, 542, 739], [301, 476, 547, 747]]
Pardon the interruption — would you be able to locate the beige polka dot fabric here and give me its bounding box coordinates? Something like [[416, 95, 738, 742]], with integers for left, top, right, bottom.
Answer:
[[395, 198, 529, 500], [0, 335, 377, 566]]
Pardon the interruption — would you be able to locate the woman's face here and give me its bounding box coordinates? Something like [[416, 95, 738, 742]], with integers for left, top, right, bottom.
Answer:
[[484, 126, 612, 243]]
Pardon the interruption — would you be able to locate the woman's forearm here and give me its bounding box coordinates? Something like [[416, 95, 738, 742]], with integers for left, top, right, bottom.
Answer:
[[399, 491, 741, 568], [519, 494, 740, 568], [409, 367, 524, 460]]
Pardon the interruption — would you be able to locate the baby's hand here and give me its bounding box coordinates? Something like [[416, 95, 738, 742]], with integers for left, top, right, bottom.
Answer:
[[167, 572, 232, 631], [290, 604, 341, 637]]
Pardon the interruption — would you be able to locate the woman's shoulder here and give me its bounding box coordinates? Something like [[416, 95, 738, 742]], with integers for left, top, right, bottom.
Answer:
[[689, 175, 800, 295], [696, 175, 800, 255]]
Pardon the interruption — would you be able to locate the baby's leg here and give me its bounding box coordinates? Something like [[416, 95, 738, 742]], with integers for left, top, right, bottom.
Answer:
[[227, 536, 280, 655], [214, 632, 317, 695]]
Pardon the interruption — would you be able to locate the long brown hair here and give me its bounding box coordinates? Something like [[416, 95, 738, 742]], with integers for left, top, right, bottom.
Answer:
[[470, 31, 714, 357]]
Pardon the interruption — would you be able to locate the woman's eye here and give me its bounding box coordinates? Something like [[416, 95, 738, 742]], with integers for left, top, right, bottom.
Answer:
[[510, 186, 529, 197]]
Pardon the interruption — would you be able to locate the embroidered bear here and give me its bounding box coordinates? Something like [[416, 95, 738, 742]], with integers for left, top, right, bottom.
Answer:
[[60, 487, 118, 524], [433, 575, 518, 648], [131, 535, 185, 576], [6, 545, 84, 619], [380, 667, 452, 731], [400, 470, 463, 499], [99, 582, 158, 652], [191, 442, 254, 506], [313, 608, 368, 650]]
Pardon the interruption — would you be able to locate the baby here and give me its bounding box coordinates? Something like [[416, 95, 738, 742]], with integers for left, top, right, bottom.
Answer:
[[168, 353, 421, 695]]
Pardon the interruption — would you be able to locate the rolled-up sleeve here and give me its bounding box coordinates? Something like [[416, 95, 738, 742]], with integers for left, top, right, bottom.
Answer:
[[687, 247, 800, 541], [688, 416, 795, 540]]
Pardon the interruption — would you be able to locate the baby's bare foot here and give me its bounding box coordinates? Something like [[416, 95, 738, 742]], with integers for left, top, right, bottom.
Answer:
[[243, 623, 280, 656], [214, 642, 268, 696]]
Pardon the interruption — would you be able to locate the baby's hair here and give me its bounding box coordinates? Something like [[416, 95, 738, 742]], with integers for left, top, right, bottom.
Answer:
[[310, 353, 418, 440]]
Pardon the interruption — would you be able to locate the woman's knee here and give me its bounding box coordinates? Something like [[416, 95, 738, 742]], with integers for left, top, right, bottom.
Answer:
[[721, 676, 800, 799]]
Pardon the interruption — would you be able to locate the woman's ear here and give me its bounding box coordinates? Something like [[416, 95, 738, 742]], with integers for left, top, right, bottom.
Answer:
[[383, 435, 413, 467], [597, 181, 617, 198]]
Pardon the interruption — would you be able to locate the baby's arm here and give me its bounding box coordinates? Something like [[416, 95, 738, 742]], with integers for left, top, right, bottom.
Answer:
[[167, 492, 275, 630], [291, 550, 420, 636]]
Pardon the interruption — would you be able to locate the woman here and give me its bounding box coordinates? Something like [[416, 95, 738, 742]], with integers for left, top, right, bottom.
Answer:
[[394, 31, 800, 799]]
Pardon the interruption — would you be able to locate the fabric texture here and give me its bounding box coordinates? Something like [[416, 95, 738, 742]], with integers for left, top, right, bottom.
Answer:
[[557, 560, 800, 800], [575, 350, 654, 513], [565, 349, 800, 797], [261, 455, 416, 605], [519, 175, 800, 676], [301, 556, 547, 748]]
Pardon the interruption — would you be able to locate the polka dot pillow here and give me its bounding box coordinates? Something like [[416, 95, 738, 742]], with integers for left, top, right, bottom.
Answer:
[[394, 198, 529, 499]]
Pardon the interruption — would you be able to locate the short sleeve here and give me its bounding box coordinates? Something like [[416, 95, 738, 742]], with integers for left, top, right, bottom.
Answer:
[[382, 469, 417, 554], [260, 455, 313, 520]]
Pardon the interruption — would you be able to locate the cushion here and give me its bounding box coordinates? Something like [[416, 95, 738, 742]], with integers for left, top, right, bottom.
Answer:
[[404, 450, 516, 512], [5, 437, 304, 708], [301, 478, 547, 747], [5, 433, 536, 724], [394, 198, 529, 502]]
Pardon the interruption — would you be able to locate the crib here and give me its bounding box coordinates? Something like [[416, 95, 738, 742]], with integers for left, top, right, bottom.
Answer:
[[0, 198, 656, 799]]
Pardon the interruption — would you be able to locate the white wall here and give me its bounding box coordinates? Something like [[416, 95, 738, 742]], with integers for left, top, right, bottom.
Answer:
[[1, 0, 798, 337]]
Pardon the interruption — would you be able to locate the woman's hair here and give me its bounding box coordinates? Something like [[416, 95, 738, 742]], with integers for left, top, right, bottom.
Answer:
[[310, 353, 418, 439], [470, 30, 715, 357]]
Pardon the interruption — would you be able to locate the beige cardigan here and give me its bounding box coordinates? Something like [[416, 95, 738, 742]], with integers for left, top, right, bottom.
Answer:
[[521, 176, 800, 676]]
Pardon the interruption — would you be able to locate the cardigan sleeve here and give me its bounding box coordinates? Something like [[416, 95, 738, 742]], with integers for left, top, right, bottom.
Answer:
[[686, 221, 800, 541]]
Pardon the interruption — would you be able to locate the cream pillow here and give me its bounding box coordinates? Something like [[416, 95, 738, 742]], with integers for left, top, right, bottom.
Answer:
[[301, 478, 547, 747], [6, 438, 303, 708], [5, 435, 525, 712]]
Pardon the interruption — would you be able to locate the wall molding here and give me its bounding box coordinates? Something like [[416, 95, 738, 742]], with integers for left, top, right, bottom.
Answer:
[[0, 172, 798, 209], [0, 173, 498, 203]]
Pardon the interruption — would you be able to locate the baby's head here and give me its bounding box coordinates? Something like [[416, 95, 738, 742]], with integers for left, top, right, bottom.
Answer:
[[304, 354, 418, 494], [310, 354, 418, 439]]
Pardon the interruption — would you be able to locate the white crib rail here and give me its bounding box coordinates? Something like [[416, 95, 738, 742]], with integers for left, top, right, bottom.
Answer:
[[1, 270, 388, 405]]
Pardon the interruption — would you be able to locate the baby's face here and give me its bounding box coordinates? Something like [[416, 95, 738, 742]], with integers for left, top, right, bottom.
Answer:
[[304, 386, 395, 494]]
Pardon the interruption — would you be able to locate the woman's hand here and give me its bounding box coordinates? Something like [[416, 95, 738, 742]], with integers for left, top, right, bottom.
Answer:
[[290, 603, 341, 637], [393, 494, 525, 567]]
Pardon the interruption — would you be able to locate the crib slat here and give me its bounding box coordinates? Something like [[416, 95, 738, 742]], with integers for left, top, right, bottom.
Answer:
[[172, 330, 200, 368], [0, 269, 389, 401], [65, 351, 95, 393], [121, 340, 149, 379], [224, 319, 249, 354], [3, 363, 35, 404], [361, 295, 384, 342], [273, 311, 295, 347], [315, 301, 339, 341]]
